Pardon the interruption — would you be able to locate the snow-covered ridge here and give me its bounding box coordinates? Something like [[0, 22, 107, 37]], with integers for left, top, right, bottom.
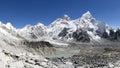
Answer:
[[0, 11, 113, 42]]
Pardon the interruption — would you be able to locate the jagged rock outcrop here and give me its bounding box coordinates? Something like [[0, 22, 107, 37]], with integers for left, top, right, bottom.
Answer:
[[102, 29, 120, 41], [72, 29, 90, 42]]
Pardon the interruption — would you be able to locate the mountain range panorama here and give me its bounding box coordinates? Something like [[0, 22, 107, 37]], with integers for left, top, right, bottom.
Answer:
[[1, 11, 120, 68], [0, 11, 120, 42]]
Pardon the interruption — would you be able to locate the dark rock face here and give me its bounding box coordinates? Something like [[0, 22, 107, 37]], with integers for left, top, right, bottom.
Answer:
[[102, 31, 109, 38], [102, 29, 120, 41], [72, 29, 90, 42], [58, 28, 69, 37], [29, 32, 38, 39], [58, 28, 90, 42], [115, 29, 120, 40], [109, 29, 116, 40]]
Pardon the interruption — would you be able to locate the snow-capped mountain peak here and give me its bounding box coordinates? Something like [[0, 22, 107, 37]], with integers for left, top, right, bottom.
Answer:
[[36, 23, 45, 27], [5, 22, 15, 30], [0, 22, 17, 32], [62, 14, 71, 21], [81, 11, 93, 19]]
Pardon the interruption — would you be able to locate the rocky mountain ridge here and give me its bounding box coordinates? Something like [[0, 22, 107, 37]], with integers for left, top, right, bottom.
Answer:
[[1, 11, 118, 42]]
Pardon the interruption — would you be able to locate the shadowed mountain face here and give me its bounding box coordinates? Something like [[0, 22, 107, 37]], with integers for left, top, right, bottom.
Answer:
[[102, 29, 120, 41], [58, 28, 90, 42]]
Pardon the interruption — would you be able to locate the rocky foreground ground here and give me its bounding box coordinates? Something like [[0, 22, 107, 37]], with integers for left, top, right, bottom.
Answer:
[[48, 47, 120, 68], [0, 41, 120, 68]]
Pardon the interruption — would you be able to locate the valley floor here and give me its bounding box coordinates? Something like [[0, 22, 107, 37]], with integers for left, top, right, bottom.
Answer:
[[0, 40, 120, 68]]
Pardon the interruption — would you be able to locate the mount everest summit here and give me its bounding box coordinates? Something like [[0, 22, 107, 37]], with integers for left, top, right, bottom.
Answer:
[[0, 11, 120, 68]]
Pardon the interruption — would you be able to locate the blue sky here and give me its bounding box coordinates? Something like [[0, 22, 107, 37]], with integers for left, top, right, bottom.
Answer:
[[0, 0, 120, 28]]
